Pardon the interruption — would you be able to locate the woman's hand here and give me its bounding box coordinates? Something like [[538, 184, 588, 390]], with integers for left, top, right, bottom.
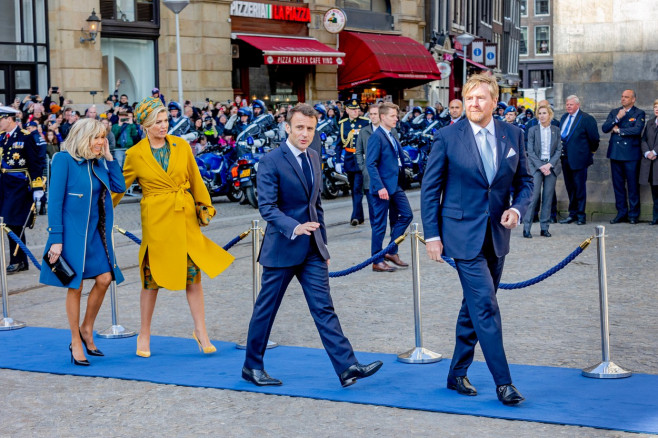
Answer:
[[48, 244, 62, 264], [103, 138, 113, 161]]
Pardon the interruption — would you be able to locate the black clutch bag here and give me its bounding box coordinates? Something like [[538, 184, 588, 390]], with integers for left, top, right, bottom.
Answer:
[[44, 255, 76, 285]]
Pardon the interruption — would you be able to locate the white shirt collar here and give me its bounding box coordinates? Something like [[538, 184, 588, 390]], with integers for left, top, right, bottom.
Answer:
[[7, 125, 18, 137], [286, 139, 305, 158], [468, 117, 495, 138], [567, 109, 579, 119]]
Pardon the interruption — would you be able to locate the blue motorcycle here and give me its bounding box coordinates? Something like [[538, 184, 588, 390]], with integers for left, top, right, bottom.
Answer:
[[195, 143, 243, 202]]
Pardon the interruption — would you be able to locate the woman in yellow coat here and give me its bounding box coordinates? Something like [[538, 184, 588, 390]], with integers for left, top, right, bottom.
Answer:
[[113, 97, 234, 357]]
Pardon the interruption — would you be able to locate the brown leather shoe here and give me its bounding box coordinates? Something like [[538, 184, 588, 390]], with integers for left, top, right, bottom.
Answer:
[[372, 261, 396, 272], [384, 253, 409, 267]]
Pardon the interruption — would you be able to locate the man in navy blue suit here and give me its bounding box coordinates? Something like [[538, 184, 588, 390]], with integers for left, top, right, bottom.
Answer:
[[602, 89, 646, 224], [558, 95, 600, 225], [242, 104, 383, 388], [366, 102, 413, 272], [421, 74, 533, 405]]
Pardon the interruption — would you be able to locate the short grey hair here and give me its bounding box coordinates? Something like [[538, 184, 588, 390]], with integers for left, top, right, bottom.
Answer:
[[565, 95, 580, 104]]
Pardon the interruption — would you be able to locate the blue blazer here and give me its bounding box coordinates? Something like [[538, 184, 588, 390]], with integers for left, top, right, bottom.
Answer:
[[40, 152, 126, 288], [257, 143, 329, 267], [559, 110, 600, 170], [421, 119, 533, 260], [366, 127, 402, 193], [601, 106, 646, 161]]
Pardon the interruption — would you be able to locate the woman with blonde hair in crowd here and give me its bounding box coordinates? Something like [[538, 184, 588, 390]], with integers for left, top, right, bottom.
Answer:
[[113, 97, 234, 358], [41, 118, 126, 366]]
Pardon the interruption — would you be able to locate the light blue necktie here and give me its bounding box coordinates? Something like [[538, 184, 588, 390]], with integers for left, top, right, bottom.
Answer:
[[561, 115, 573, 139], [478, 129, 495, 184]]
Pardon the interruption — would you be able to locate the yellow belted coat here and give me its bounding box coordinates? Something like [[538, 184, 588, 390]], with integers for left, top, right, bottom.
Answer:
[[112, 135, 234, 290]]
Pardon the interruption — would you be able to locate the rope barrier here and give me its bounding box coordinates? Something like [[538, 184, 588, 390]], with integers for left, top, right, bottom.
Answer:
[[114, 226, 251, 252], [417, 234, 594, 290], [329, 233, 408, 278], [2, 226, 41, 270]]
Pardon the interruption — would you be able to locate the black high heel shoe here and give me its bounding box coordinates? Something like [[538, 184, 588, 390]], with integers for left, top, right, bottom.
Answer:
[[79, 329, 104, 356], [69, 344, 90, 366]]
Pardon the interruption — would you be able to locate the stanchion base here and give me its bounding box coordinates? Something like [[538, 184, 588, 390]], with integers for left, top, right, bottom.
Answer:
[[397, 347, 442, 364], [0, 317, 26, 331], [582, 361, 632, 379], [97, 325, 137, 339], [235, 340, 278, 350]]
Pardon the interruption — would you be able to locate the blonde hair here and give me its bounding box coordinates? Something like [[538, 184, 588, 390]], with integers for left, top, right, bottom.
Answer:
[[463, 73, 499, 101], [537, 104, 554, 119], [378, 102, 399, 116], [61, 118, 106, 161], [141, 106, 169, 130], [653, 99, 658, 107]]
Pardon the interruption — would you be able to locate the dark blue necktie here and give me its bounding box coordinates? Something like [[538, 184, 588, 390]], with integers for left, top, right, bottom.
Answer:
[[301, 151, 313, 190], [389, 132, 403, 167]]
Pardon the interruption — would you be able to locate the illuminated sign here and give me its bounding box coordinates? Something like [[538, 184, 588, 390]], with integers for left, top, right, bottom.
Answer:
[[230, 1, 311, 23]]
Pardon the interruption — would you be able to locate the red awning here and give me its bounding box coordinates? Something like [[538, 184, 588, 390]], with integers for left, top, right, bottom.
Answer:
[[235, 34, 345, 66], [337, 32, 442, 90], [455, 52, 490, 70]]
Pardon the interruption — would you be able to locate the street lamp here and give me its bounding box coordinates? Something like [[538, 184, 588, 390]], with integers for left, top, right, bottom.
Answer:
[[80, 9, 101, 44], [455, 33, 475, 96], [163, 0, 190, 105]]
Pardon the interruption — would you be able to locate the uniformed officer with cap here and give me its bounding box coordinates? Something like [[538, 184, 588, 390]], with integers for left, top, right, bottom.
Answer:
[[0, 106, 43, 274], [337, 98, 370, 226]]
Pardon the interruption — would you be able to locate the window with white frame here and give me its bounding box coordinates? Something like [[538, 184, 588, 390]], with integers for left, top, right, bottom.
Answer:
[[520, 0, 527, 16], [535, 0, 549, 15], [520, 27, 528, 55], [535, 26, 550, 54]]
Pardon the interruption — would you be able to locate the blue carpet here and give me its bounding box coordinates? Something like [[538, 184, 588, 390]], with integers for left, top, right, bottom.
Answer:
[[1, 327, 656, 434]]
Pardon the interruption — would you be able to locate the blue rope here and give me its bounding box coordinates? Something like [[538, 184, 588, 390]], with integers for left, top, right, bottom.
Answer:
[[222, 234, 244, 251], [329, 241, 398, 278], [4, 229, 41, 270], [440, 245, 586, 290], [122, 229, 142, 245], [119, 228, 247, 252]]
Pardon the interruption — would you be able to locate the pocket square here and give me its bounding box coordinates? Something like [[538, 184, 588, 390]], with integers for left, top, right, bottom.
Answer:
[[506, 149, 517, 158]]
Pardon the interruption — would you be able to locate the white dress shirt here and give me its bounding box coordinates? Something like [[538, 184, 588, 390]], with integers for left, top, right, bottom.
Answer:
[[540, 124, 551, 161]]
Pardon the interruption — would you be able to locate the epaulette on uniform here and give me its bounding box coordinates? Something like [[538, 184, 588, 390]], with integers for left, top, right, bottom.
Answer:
[[21, 129, 30, 135], [338, 118, 348, 124]]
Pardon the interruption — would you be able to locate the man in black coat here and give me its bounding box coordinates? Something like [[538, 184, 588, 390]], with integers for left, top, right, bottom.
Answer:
[[558, 95, 600, 225], [601, 89, 646, 224], [0, 106, 43, 273]]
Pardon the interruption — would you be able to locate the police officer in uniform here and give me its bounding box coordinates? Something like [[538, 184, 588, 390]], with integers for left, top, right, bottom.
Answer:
[[0, 106, 43, 274], [337, 99, 370, 226]]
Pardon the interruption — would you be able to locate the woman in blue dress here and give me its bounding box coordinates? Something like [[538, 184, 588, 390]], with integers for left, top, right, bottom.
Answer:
[[41, 119, 126, 366]]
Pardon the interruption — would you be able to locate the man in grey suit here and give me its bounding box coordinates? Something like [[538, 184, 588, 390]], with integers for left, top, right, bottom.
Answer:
[[356, 103, 380, 222], [523, 104, 562, 238]]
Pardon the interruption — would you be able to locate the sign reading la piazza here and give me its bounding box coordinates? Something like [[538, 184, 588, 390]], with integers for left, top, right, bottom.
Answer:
[[230, 1, 311, 23]]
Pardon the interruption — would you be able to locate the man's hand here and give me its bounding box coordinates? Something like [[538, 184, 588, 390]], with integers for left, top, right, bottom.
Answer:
[[426, 240, 444, 263], [648, 151, 657, 160], [294, 222, 320, 236], [378, 188, 389, 200], [616, 108, 626, 120], [500, 209, 519, 229]]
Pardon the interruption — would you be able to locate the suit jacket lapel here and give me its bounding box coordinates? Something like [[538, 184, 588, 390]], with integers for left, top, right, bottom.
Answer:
[[494, 120, 508, 176], [459, 122, 488, 183], [282, 143, 310, 197]]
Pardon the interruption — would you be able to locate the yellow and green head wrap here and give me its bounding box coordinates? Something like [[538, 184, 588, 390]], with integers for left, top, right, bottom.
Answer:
[[135, 96, 165, 125]]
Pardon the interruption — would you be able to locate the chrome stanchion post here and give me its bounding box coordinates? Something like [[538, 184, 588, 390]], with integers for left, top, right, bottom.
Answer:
[[237, 219, 277, 349], [98, 226, 136, 339], [397, 223, 441, 363], [0, 218, 26, 330], [582, 225, 631, 378]]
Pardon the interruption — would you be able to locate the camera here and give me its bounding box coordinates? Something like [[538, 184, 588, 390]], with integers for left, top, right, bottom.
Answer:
[[51, 86, 59, 93], [120, 117, 128, 123]]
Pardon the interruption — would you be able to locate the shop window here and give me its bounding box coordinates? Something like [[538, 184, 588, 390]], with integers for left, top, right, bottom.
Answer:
[[535, 26, 550, 55], [101, 37, 156, 103], [520, 0, 527, 16], [535, 0, 549, 15], [520, 27, 528, 56], [339, 0, 389, 14], [100, 0, 155, 23]]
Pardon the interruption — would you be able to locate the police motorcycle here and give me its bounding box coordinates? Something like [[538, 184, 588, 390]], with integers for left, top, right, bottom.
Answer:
[[313, 104, 348, 199], [398, 118, 438, 188], [194, 139, 243, 202], [234, 112, 279, 208]]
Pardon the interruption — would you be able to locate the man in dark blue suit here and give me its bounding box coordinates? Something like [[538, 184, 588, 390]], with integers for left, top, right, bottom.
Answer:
[[602, 89, 646, 224], [421, 75, 533, 405], [558, 95, 600, 225], [242, 104, 383, 388], [366, 102, 413, 272]]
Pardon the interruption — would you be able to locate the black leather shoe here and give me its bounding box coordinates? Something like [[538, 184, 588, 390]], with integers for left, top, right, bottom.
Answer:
[[629, 218, 638, 224], [242, 367, 282, 386], [497, 384, 525, 405], [577, 219, 586, 225], [6, 262, 28, 275], [650, 219, 658, 225], [79, 329, 104, 356], [447, 376, 477, 396], [610, 216, 628, 224], [540, 230, 552, 237], [350, 219, 359, 226], [559, 216, 576, 224], [69, 344, 90, 367], [339, 361, 383, 387], [523, 231, 532, 238]]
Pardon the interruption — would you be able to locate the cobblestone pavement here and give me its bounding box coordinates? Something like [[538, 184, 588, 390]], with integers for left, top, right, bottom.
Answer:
[[1, 190, 656, 437]]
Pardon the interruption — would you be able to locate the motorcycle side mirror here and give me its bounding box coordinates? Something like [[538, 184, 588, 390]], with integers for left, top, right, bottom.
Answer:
[[320, 132, 327, 141], [247, 136, 254, 146]]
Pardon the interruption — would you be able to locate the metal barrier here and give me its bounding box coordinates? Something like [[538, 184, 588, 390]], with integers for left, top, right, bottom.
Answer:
[[0, 217, 26, 330], [582, 225, 631, 379], [236, 219, 278, 350], [397, 223, 441, 364]]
